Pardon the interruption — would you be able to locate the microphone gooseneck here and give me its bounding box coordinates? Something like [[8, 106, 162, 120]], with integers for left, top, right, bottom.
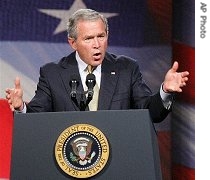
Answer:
[[86, 73, 96, 97], [69, 73, 97, 111], [69, 76, 79, 108], [85, 73, 96, 106]]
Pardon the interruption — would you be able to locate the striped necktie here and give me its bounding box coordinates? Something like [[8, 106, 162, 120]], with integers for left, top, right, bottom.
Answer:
[[87, 65, 99, 111]]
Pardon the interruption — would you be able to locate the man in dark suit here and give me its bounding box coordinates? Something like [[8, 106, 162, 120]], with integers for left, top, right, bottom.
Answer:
[[5, 9, 189, 123]]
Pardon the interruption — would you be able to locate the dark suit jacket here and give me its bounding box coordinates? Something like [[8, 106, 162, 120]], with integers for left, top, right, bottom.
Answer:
[[27, 51, 170, 122]]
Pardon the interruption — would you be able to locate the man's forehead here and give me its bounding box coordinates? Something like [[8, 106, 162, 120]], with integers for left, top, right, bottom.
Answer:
[[76, 19, 106, 34]]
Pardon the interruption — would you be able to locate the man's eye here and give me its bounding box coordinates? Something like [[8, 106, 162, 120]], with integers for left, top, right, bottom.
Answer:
[[98, 35, 105, 40], [84, 37, 93, 42], [84, 38, 90, 42]]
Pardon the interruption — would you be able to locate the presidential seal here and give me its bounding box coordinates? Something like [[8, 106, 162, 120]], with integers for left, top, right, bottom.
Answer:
[[55, 124, 109, 178]]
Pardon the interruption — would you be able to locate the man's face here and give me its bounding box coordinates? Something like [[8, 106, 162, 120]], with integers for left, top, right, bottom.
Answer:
[[68, 19, 108, 67]]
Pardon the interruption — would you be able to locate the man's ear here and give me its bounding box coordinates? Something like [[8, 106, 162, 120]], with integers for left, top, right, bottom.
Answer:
[[68, 38, 77, 50]]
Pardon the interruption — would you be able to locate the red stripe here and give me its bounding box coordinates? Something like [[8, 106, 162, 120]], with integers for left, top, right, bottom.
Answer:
[[172, 163, 195, 180], [172, 41, 195, 104], [0, 99, 13, 178], [148, 0, 172, 42], [158, 131, 171, 179]]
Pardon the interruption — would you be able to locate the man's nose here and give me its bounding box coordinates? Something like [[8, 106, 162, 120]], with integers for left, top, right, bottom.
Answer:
[[93, 37, 100, 48]]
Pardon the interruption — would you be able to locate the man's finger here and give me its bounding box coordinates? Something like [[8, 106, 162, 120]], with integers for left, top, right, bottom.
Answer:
[[5, 88, 11, 93], [171, 61, 179, 72], [15, 77, 21, 89], [182, 71, 190, 77]]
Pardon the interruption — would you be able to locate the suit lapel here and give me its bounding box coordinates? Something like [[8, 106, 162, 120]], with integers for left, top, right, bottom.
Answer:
[[59, 53, 84, 111], [98, 54, 119, 110]]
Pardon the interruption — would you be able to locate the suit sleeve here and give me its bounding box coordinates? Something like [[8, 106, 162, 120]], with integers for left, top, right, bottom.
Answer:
[[130, 61, 170, 123], [26, 65, 53, 112]]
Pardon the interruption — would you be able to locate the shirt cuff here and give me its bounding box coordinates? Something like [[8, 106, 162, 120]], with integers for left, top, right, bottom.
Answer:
[[15, 102, 27, 113], [160, 84, 173, 110]]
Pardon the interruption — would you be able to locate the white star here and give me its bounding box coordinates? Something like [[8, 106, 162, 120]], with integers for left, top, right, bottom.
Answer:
[[38, 0, 118, 35]]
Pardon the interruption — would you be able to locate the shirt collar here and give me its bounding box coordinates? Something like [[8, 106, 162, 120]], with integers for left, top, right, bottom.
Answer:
[[75, 51, 87, 72], [75, 51, 101, 73]]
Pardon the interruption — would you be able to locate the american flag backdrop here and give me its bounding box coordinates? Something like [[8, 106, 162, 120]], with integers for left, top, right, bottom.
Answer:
[[0, 0, 194, 179], [172, 0, 195, 179]]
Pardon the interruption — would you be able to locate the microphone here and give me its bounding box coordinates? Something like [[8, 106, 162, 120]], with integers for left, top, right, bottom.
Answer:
[[86, 73, 96, 98], [69, 75, 79, 107]]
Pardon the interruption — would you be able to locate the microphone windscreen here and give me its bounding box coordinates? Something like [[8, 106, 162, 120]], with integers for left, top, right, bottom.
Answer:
[[69, 75, 79, 87], [86, 73, 96, 87], [86, 73, 96, 80]]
